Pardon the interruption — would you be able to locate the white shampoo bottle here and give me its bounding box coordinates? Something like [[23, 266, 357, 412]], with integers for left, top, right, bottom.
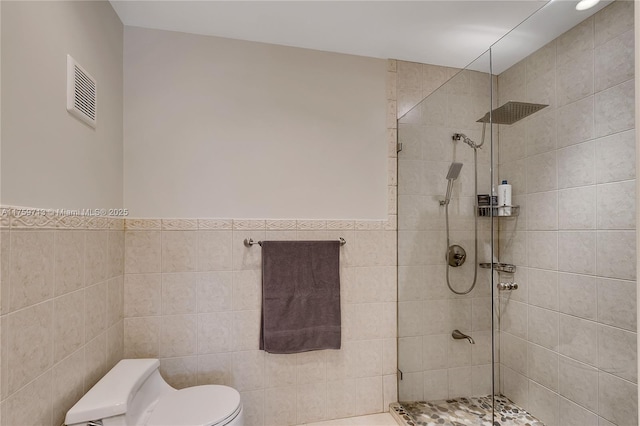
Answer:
[[498, 180, 512, 216]]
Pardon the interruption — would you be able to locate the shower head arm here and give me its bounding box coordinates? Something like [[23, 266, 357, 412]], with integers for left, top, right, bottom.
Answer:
[[453, 123, 487, 150], [453, 132, 480, 149]]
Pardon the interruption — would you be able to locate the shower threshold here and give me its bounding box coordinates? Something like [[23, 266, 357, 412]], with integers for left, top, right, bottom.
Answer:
[[390, 395, 544, 426]]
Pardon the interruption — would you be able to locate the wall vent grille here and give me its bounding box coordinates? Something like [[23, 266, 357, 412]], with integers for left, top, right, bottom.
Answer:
[[66, 55, 97, 128]]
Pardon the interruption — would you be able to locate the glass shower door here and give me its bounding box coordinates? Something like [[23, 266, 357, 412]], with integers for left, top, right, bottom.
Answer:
[[396, 49, 499, 423]]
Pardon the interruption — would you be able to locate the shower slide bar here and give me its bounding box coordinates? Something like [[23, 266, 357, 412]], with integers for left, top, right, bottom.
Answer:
[[243, 237, 347, 247]]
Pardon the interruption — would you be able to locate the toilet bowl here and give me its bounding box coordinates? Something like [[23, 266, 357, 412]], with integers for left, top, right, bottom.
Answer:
[[65, 359, 243, 426]]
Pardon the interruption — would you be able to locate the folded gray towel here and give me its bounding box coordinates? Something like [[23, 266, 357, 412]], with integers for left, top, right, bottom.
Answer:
[[260, 240, 341, 354]]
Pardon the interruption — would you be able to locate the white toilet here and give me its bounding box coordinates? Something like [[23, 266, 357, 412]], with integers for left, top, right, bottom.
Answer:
[[65, 359, 243, 426]]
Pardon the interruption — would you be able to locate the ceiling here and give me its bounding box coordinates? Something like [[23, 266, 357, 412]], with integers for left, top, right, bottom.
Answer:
[[110, 0, 611, 74]]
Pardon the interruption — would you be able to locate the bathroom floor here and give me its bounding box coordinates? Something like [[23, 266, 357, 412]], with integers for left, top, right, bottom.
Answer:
[[390, 395, 544, 426]]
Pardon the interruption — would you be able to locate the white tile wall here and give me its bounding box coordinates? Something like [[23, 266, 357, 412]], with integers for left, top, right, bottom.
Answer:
[[498, 2, 637, 424]]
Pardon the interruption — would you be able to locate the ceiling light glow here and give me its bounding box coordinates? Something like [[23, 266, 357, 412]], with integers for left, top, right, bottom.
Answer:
[[576, 0, 600, 11]]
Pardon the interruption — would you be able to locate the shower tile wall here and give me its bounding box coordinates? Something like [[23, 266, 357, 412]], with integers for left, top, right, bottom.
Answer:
[[0, 210, 125, 426], [497, 2, 637, 425], [396, 61, 497, 401]]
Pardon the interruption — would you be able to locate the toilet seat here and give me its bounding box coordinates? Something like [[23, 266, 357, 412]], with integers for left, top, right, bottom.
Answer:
[[147, 385, 242, 426]]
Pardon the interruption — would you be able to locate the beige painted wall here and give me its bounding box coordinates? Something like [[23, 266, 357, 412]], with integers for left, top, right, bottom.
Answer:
[[1, 1, 123, 210], [124, 26, 388, 219]]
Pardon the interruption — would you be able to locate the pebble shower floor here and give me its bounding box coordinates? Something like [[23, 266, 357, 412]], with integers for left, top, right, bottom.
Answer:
[[390, 395, 544, 426]]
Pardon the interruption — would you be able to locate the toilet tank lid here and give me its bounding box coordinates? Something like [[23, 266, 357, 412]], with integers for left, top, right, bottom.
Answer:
[[65, 359, 160, 425]]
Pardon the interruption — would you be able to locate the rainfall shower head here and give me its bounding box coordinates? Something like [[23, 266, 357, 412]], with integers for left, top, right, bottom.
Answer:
[[446, 162, 463, 181], [476, 101, 548, 125], [442, 162, 463, 206]]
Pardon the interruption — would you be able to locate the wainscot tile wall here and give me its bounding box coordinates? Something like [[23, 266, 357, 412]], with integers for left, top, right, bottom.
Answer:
[[122, 218, 398, 426], [0, 208, 124, 426], [497, 2, 637, 425]]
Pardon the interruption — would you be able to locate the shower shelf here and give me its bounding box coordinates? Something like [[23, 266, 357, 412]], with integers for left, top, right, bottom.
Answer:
[[479, 262, 516, 273], [476, 205, 520, 217]]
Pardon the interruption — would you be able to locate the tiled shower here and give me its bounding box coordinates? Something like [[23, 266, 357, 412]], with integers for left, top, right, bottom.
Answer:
[[396, 1, 637, 425]]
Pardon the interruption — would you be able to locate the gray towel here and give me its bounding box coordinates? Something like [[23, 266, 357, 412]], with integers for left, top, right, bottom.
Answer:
[[259, 240, 341, 354]]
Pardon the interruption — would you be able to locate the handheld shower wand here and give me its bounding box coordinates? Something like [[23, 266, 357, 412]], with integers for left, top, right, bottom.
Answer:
[[441, 162, 463, 206]]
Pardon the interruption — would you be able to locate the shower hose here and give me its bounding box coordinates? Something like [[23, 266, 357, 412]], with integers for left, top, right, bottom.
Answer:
[[445, 146, 479, 295]]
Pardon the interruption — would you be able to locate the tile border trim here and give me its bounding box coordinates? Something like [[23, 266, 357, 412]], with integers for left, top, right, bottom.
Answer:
[[1, 205, 125, 230]]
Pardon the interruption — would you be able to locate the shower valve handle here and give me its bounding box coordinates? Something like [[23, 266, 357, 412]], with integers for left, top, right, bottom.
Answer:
[[446, 245, 467, 267]]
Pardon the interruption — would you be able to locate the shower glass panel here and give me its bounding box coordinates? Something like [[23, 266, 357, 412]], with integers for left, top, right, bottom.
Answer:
[[397, 48, 499, 422]]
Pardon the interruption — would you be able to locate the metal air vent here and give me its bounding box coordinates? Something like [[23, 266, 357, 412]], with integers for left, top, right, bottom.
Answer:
[[66, 55, 97, 128]]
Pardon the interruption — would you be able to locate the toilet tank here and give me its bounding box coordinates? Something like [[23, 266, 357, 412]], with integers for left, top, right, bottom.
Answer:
[[65, 359, 173, 426]]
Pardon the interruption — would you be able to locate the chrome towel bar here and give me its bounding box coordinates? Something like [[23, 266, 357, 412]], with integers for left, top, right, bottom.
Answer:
[[244, 237, 346, 247]]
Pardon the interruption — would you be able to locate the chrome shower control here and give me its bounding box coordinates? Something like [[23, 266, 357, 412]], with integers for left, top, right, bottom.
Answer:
[[446, 245, 466, 267], [497, 282, 518, 291]]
